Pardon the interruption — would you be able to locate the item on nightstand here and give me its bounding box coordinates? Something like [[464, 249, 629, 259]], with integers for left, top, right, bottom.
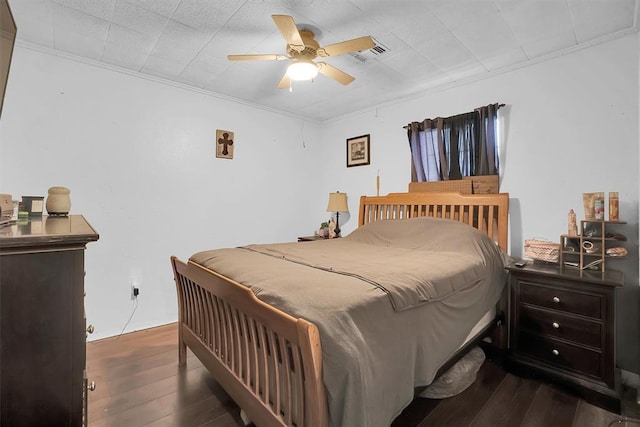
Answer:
[[609, 192, 619, 221], [582, 258, 603, 270], [524, 238, 560, 263], [582, 240, 601, 254], [594, 196, 605, 220], [328, 219, 336, 239], [568, 209, 577, 236], [582, 192, 604, 221], [318, 221, 329, 238], [606, 247, 627, 257], [46, 186, 71, 216]]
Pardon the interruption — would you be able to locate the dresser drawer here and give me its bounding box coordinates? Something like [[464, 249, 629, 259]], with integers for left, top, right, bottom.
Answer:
[[519, 305, 602, 348], [517, 331, 602, 379], [520, 282, 602, 319]]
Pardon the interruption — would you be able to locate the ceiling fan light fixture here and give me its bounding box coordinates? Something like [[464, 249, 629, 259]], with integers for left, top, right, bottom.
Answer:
[[287, 60, 318, 81]]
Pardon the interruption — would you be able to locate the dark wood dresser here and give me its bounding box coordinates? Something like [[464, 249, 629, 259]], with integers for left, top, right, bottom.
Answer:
[[506, 262, 623, 413], [0, 215, 99, 426]]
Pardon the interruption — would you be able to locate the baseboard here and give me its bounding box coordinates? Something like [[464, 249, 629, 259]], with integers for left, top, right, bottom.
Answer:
[[87, 319, 177, 342], [620, 370, 640, 406]]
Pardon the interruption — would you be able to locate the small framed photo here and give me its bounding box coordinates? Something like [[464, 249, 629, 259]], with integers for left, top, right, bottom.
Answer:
[[346, 134, 370, 167], [22, 196, 44, 217]]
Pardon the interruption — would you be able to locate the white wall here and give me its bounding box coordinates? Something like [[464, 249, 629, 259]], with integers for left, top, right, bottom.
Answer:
[[319, 33, 640, 373], [0, 46, 324, 339]]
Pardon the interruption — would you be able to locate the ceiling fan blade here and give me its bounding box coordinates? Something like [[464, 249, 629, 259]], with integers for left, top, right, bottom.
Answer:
[[318, 36, 375, 57], [227, 54, 288, 61], [272, 15, 305, 52], [277, 73, 291, 89], [317, 62, 355, 85]]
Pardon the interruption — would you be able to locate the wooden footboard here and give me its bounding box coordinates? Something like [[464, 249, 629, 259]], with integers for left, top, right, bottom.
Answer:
[[171, 256, 328, 427]]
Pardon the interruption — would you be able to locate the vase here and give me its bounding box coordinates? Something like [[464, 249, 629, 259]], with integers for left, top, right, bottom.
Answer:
[[46, 186, 71, 216]]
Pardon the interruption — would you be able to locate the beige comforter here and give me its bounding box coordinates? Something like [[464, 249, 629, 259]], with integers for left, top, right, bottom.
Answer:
[[191, 217, 508, 427]]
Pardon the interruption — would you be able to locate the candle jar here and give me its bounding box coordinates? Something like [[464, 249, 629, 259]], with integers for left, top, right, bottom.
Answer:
[[46, 186, 71, 216]]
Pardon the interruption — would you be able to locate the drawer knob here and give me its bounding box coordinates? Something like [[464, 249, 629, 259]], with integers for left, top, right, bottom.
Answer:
[[86, 324, 95, 334], [88, 381, 96, 391], [552, 296, 560, 303], [552, 349, 560, 356], [552, 322, 560, 329]]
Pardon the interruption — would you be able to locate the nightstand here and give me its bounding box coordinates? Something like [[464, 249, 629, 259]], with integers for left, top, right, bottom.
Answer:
[[506, 262, 623, 413]]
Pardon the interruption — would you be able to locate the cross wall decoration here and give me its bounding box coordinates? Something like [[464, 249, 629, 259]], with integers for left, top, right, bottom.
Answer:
[[216, 129, 234, 159]]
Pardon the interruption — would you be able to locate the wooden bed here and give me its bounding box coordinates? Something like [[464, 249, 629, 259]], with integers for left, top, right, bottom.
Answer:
[[170, 192, 509, 427]]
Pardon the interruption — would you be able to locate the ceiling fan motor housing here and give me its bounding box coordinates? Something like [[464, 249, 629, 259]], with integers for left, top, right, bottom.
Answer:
[[287, 30, 320, 59]]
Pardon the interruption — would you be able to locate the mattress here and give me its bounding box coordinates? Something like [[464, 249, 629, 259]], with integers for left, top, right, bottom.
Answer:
[[461, 306, 495, 349]]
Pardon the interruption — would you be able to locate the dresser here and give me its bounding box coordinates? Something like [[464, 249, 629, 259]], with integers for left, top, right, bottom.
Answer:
[[0, 215, 99, 426], [507, 262, 623, 413]]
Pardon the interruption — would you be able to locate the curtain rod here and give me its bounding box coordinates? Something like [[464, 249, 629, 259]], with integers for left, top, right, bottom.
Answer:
[[403, 103, 505, 130]]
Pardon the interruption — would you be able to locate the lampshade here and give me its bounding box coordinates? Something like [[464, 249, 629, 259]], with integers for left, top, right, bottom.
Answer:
[[326, 192, 349, 213], [287, 60, 319, 81]]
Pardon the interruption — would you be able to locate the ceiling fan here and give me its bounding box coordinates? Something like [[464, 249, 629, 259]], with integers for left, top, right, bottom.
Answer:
[[227, 15, 375, 89]]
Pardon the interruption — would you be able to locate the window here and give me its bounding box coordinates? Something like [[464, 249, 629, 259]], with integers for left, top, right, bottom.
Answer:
[[406, 103, 502, 182]]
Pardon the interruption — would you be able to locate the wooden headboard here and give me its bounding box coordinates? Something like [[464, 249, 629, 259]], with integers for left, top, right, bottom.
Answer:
[[358, 192, 509, 251]]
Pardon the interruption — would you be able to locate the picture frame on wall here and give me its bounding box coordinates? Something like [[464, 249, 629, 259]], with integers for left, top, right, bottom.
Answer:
[[216, 129, 234, 159], [346, 134, 370, 167]]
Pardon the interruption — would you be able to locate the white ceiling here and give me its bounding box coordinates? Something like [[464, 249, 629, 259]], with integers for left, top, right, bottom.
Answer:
[[8, 0, 640, 121]]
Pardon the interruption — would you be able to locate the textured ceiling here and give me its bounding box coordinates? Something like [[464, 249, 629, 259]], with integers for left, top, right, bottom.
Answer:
[[8, 0, 640, 121]]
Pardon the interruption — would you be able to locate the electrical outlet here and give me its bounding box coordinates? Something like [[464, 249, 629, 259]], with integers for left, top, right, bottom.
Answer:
[[131, 284, 140, 300]]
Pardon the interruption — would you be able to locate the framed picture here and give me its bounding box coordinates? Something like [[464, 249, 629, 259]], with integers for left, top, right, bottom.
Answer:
[[346, 134, 370, 167], [21, 196, 44, 217], [216, 129, 234, 159]]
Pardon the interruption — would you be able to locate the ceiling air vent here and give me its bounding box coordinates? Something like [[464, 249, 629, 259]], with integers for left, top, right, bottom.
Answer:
[[349, 38, 390, 62]]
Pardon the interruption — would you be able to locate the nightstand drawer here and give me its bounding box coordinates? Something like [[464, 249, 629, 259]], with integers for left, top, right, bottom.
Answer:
[[519, 305, 602, 348], [520, 282, 602, 319], [518, 331, 602, 379]]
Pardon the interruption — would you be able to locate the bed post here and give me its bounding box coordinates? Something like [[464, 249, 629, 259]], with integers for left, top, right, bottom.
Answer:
[[297, 320, 328, 427], [170, 256, 187, 366]]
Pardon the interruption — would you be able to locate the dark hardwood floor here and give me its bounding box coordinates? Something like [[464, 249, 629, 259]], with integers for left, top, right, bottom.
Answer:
[[87, 323, 639, 427]]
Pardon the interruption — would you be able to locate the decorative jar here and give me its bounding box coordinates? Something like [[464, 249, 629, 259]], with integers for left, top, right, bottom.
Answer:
[[46, 186, 71, 216]]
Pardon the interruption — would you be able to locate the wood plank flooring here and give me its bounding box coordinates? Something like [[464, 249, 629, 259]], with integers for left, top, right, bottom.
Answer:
[[87, 323, 639, 427]]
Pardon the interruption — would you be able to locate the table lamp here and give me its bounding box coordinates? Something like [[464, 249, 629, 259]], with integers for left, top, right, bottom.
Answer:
[[326, 191, 349, 237]]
